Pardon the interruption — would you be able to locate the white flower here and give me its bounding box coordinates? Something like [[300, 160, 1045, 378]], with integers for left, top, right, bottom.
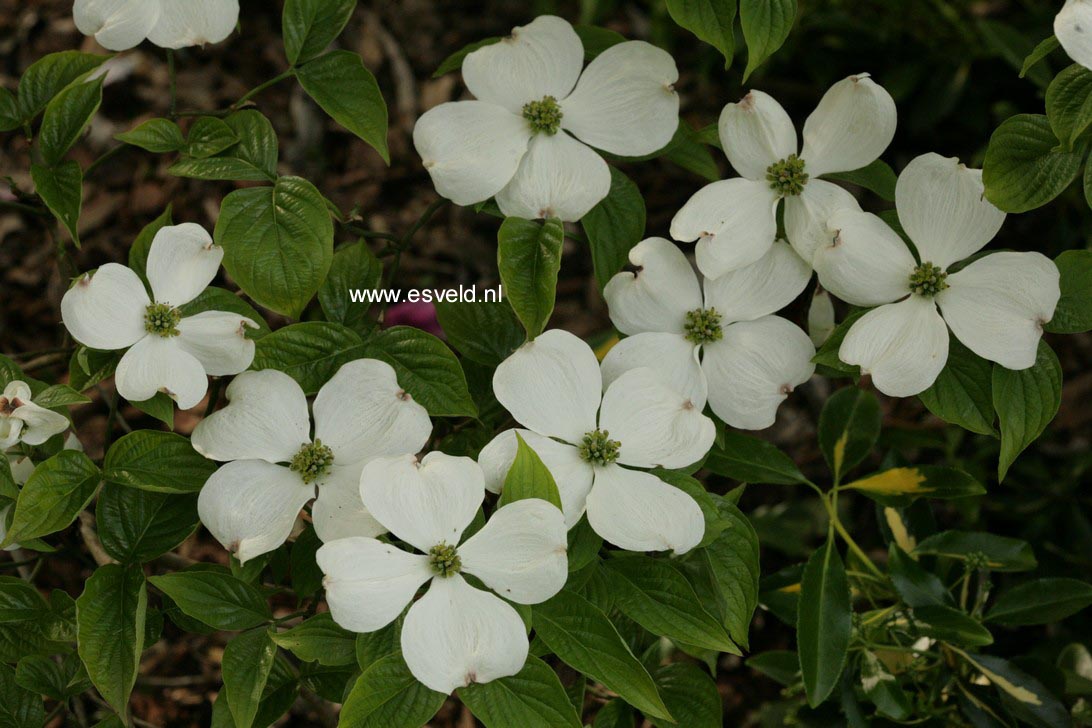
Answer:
[[478, 329, 714, 553], [670, 75, 897, 277], [0, 381, 69, 450], [413, 15, 679, 222], [601, 238, 815, 430], [61, 223, 257, 410], [1056, 0, 1092, 70], [192, 362, 432, 563], [73, 0, 240, 51], [813, 153, 1061, 397], [318, 452, 567, 694]]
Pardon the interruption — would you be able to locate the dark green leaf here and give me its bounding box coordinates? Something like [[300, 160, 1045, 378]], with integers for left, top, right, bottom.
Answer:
[[918, 337, 997, 436], [186, 116, 239, 158], [2, 450, 99, 546], [818, 386, 880, 482], [666, 0, 738, 68], [296, 50, 389, 163], [76, 564, 146, 715], [845, 466, 985, 507], [703, 430, 807, 485], [362, 326, 477, 417], [0, 662, 47, 728], [1045, 249, 1092, 333], [582, 168, 646, 290], [860, 651, 912, 720], [38, 77, 103, 164], [986, 579, 1092, 626], [15, 652, 90, 700], [170, 110, 279, 182], [797, 539, 851, 707], [0, 88, 18, 132], [115, 118, 185, 152], [740, 0, 797, 81], [318, 241, 382, 331], [222, 628, 277, 728], [30, 160, 82, 245], [149, 568, 271, 630], [96, 483, 199, 563], [699, 497, 760, 649], [1021, 35, 1059, 79], [128, 205, 173, 281], [822, 159, 897, 202], [497, 433, 563, 510], [497, 217, 564, 338], [339, 652, 446, 728], [282, 0, 357, 66], [16, 51, 109, 122], [910, 604, 993, 647], [103, 431, 216, 494], [649, 662, 721, 728], [432, 37, 501, 78], [179, 287, 270, 338], [992, 341, 1061, 481], [982, 114, 1085, 213], [435, 299, 524, 367], [963, 653, 1070, 728], [978, 19, 1052, 88], [914, 531, 1037, 572], [271, 613, 356, 667], [355, 621, 400, 672], [251, 321, 364, 394], [746, 650, 799, 686], [887, 544, 953, 608], [458, 656, 581, 728]]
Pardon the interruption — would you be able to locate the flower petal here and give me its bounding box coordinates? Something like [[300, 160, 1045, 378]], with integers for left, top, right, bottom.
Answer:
[[494, 132, 611, 222], [603, 237, 702, 336], [703, 240, 811, 323], [462, 15, 584, 112], [311, 467, 387, 543], [317, 537, 432, 633], [176, 310, 256, 376], [459, 499, 568, 604], [702, 316, 815, 430], [196, 460, 313, 564], [477, 429, 593, 529], [146, 0, 240, 49], [585, 464, 704, 554], [313, 359, 432, 468], [191, 369, 310, 463], [670, 179, 779, 278], [895, 153, 1006, 268], [600, 332, 706, 411], [561, 41, 679, 156], [359, 452, 484, 553], [413, 101, 530, 206], [937, 252, 1060, 370], [718, 90, 798, 180], [115, 335, 207, 409], [402, 575, 529, 694], [492, 329, 601, 444], [61, 264, 150, 351], [146, 223, 222, 307], [1057, 0, 1092, 70], [10, 402, 69, 447], [73, 0, 159, 51], [800, 73, 897, 177], [783, 178, 861, 265], [813, 209, 915, 307], [839, 296, 949, 397], [598, 368, 715, 469]]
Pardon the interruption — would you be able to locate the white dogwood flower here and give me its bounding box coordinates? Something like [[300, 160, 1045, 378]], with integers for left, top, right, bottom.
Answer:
[[74, 0, 240, 51], [192, 363, 432, 563], [813, 153, 1061, 396], [478, 329, 714, 552], [601, 238, 815, 430], [319, 453, 567, 693], [1056, 0, 1092, 70], [61, 223, 257, 410], [0, 381, 69, 450], [414, 15, 679, 221], [671, 75, 896, 277]]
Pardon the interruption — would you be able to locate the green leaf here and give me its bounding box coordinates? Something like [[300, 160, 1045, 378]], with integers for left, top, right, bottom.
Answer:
[[16, 51, 109, 122], [860, 651, 911, 720], [1021, 35, 1059, 79], [296, 50, 389, 163], [986, 579, 1092, 626], [2, 450, 99, 546], [170, 110, 279, 182], [1046, 64, 1092, 148], [131, 393, 176, 429], [271, 613, 356, 667], [797, 538, 851, 707], [845, 466, 985, 507], [32, 383, 90, 408], [0, 577, 48, 623], [96, 483, 199, 563], [887, 544, 953, 608], [740, 0, 796, 81], [531, 589, 670, 721], [699, 497, 760, 649], [186, 116, 239, 158], [38, 77, 103, 164], [362, 326, 477, 417], [918, 337, 996, 436], [497, 217, 564, 338], [582, 167, 646, 290], [15, 652, 90, 701], [992, 341, 1061, 481], [319, 241, 382, 330], [76, 564, 146, 715], [746, 650, 799, 686], [1045, 249, 1092, 333], [434, 299, 524, 367], [811, 309, 865, 375], [574, 24, 625, 59], [103, 431, 216, 494], [0, 662, 47, 728], [339, 652, 446, 728], [982, 114, 1086, 213], [180, 287, 271, 338], [458, 656, 581, 728], [115, 118, 186, 152], [962, 653, 1070, 728], [666, 0, 738, 68], [128, 205, 174, 280], [497, 433, 563, 510], [283, 0, 357, 66], [223, 628, 277, 728], [0, 87, 18, 132], [355, 621, 400, 672], [978, 19, 1052, 88], [663, 124, 721, 181], [909, 604, 993, 647], [818, 386, 880, 483], [68, 347, 120, 393], [914, 531, 1037, 572], [251, 321, 364, 394], [215, 175, 334, 317], [149, 568, 272, 630], [703, 430, 807, 485], [650, 662, 721, 728], [822, 159, 897, 202], [432, 37, 502, 78], [31, 160, 82, 245]]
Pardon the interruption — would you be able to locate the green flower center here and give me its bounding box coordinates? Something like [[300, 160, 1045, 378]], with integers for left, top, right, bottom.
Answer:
[[766, 154, 809, 197], [144, 303, 182, 337], [290, 440, 334, 484], [579, 429, 621, 466], [684, 307, 724, 345], [909, 262, 949, 296], [522, 95, 563, 135], [428, 542, 462, 578]]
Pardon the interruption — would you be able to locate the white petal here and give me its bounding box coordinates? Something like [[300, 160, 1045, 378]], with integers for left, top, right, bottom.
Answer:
[[359, 453, 484, 553], [3, 381, 31, 401], [317, 537, 431, 632], [702, 316, 816, 430], [895, 153, 1006, 269], [1057, 0, 1092, 70], [73, 0, 159, 51], [0, 420, 23, 451], [603, 237, 702, 336], [808, 289, 836, 346], [561, 41, 679, 156], [813, 209, 915, 307], [492, 329, 601, 444], [840, 296, 950, 397], [115, 335, 207, 409], [311, 467, 387, 543], [7, 455, 34, 485], [476, 429, 593, 529], [146, 0, 239, 49], [176, 311, 256, 376], [670, 179, 779, 278], [146, 223, 222, 307], [459, 499, 568, 604], [495, 132, 610, 222], [10, 402, 69, 446], [191, 369, 310, 463], [600, 333, 706, 411], [718, 90, 797, 180], [598, 368, 715, 469], [402, 576, 528, 694], [703, 240, 811, 323], [783, 179, 861, 265], [937, 252, 1060, 370], [313, 359, 432, 467], [196, 460, 313, 564], [585, 464, 703, 554], [800, 74, 897, 177], [413, 101, 530, 206], [462, 15, 584, 112], [60, 264, 150, 351]]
